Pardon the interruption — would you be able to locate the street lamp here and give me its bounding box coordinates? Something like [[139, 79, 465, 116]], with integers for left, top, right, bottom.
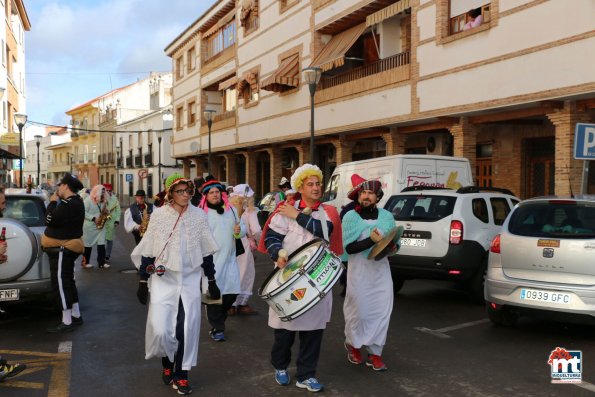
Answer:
[[34, 135, 42, 186], [161, 109, 173, 189], [203, 109, 216, 176], [14, 113, 27, 188], [302, 67, 322, 165], [156, 130, 163, 189], [69, 153, 74, 174]]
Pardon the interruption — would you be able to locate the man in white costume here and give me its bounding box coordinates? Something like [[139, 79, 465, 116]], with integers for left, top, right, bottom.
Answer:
[[342, 175, 401, 372], [228, 184, 261, 315], [131, 173, 220, 395], [259, 164, 343, 393], [199, 178, 246, 342]]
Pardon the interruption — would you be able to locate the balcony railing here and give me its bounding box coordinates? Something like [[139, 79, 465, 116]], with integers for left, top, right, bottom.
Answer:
[[214, 110, 236, 123], [319, 51, 410, 91]]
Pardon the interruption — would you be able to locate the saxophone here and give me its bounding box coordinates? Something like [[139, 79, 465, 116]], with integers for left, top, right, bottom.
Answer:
[[95, 201, 112, 229], [139, 206, 150, 237]]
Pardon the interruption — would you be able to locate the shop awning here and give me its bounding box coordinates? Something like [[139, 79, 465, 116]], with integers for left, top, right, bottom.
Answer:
[[0, 147, 19, 159], [366, 0, 411, 27], [310, 23, 366, 72], [260, 53, 300, 92], [218, 76, 238, 91]]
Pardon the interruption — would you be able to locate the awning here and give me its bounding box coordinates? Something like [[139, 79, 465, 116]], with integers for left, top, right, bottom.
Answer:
[[310, 23, 366, 72], [237, 71, 258, 92], [260, 53, 300, 92], [366, 0, 411, 27], [204, 10, 235, 39], [218, 76, 238, 91], [0, 147, 19, 159]]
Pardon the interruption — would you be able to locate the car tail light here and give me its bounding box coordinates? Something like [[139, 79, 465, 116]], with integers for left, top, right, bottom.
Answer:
[[449, 220, 463, 245], [490, 234, 501, 254], [448, 270, 461, 275]]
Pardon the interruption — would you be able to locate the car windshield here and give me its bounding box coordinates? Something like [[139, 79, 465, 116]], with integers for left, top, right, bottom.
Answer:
[[384, 195, 457, 221], [4, 197, 46, 227], [508, 201, 595, 238]]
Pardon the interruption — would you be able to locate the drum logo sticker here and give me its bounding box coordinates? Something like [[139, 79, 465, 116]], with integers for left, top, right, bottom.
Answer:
[[548, 347, 582, 383], [307, 254, 337, 287], [290, 288, 307, 302]]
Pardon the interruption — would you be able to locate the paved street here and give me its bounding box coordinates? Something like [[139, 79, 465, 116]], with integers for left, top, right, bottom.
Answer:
[[1, 224, 594, 397]]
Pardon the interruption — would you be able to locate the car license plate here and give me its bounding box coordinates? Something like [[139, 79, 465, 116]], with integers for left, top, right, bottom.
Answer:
[[0, 289, 19, 301], [520, 289, 571, 304], [400, 238, 426, 248]]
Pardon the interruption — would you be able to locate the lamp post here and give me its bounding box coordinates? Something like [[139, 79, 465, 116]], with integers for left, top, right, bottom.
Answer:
[[34, 135, 42, 186], [14, 113, 27, 188], [161, 109, 173, 189], [302, 67, 321, 165], [69, 153, 74, 174], [203, 109, 216, 176]]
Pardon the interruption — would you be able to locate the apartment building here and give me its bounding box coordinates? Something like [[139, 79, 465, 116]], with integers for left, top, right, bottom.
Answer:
[[0, 0, 29, 186], [63, 72, 174, 191], [166, 0, 595, 199]]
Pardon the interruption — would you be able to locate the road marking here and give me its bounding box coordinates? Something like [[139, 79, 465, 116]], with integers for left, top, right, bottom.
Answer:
[[415, 319, 490, 339], [0, 343, 72, 396], [575, 381, 595, 392]]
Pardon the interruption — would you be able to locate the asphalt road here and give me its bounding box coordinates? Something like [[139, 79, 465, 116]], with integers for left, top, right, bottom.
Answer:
[[1, 224, 594, 397]]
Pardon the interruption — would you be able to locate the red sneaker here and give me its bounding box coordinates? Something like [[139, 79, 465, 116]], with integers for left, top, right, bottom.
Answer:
[[366, 354, 387, 371], [344, 342, 363, 365], [162, 368, 173, 385]]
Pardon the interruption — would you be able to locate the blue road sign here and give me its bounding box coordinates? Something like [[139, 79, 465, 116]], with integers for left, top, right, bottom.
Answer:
[[574, 123, 595, 160], [126, 174, 133, 182]]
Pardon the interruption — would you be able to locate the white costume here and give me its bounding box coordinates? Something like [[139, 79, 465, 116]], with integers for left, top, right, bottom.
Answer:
[[234, 208, 262, 306], [200, 208, 246, 295], [267, 201, 333, 331], [342, 210, 394, 356], [82, 197, 106, 246], [131, 205, 218, 370]]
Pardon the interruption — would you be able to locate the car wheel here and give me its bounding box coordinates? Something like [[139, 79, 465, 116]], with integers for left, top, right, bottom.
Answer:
[[486, 303, 518, 327], [391, 275, 405, 293], [468, 257, 488, 303]]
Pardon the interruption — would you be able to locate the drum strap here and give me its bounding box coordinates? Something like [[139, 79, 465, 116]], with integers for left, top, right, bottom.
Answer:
[[319, 205, 329, 243]]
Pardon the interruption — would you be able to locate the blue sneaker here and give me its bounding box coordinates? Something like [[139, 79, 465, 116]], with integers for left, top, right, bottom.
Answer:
[[209, 329, 225, 342], [275, 369, 290, 386], [296, 377, 323, 392]]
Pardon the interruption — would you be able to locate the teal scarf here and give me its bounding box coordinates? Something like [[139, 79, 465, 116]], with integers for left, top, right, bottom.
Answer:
[[342, 208, 398, 259]]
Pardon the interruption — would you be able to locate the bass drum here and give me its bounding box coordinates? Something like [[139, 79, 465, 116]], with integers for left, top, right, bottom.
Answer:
[[0, 218, 40, 282], [258, 238, 343, 321]]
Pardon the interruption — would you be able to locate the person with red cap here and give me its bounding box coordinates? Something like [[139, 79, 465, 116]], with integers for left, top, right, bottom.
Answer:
[[342, 174, 401, 372], [102, 183, 120, 264]]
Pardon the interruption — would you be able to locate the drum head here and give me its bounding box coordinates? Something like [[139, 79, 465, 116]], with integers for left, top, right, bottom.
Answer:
[[259, 239, 324, 297]]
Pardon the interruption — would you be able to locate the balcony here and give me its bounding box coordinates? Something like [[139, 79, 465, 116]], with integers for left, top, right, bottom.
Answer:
[[126, 156, 132, 167], [144, 153, 153, 166], [135, 155, 142, 168], [316, 51, 411, 103]]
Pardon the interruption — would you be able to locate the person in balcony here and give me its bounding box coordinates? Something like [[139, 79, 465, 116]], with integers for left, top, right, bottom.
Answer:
[[463, 8, 483, 31]]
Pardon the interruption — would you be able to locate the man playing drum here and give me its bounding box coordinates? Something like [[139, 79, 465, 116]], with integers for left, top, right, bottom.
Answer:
[[259, 164, 342, 393], [342, 175, 400, 371]]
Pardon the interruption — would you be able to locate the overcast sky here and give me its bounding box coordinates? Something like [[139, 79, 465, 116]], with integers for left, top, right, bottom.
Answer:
[[25, 0, 213, 129]]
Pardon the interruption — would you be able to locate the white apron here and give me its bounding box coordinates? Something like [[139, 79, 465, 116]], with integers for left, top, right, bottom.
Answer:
[[267, 202, 333, 331], [201, 208, 246, 295], [343, 220, 393, 349], [234, 209, 262, 304]]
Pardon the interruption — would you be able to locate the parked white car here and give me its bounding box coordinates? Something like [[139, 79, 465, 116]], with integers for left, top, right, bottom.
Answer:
[[384, 186, 519, 300], [485, 195, 595, 326], [0, 190, 51, 304]]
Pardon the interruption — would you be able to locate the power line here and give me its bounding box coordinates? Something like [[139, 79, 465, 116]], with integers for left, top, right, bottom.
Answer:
[[28, 120, 172, 134]]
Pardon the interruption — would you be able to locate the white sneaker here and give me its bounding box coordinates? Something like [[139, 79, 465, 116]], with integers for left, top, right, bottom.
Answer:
[[100, 264, 111, 269], [82, 263, 93, 269]]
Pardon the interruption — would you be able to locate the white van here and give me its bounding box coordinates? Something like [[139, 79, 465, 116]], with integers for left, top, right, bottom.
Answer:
[[322, 154, 473, 210]]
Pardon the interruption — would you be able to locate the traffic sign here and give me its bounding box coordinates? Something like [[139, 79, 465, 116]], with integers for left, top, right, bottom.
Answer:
[[574, 123, 595, 160], [138, 169, 148, 179], [126, 174, 133, 182]]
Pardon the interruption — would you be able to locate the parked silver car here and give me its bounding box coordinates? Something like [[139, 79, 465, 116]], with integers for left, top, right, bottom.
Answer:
[[0, 190, 51, 304], [485, 196, 595, 326]]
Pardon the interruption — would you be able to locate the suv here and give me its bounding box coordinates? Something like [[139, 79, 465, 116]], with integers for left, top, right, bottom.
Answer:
[[383, 186, 520, 300], [0, 190, 51, 305], [485, 196, 595, 326]]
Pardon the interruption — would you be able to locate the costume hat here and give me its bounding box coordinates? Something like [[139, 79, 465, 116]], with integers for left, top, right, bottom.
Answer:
[[58, 173, 84, 193], [347, 174, 383, 201]]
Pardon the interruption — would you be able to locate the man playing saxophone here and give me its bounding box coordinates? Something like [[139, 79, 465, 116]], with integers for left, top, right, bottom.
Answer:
[[124, 189, 154, 245], [82, 185, 110, 269]]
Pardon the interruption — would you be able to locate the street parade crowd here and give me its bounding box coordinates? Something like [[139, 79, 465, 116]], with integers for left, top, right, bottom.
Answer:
[[0, 164, 403, 394]]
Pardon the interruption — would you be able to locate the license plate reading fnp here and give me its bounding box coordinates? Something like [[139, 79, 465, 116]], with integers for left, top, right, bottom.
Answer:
[[520, 289, 571, 304], [0, 289, 19, 301], [400, 238, 426, 248]]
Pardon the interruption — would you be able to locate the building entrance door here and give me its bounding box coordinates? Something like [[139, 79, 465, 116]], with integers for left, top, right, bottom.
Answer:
[[525, 137, 555, 198]]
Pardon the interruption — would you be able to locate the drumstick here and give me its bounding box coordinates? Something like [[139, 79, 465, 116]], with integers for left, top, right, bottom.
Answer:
[[302, 207, 312, 215], [278, 249, 288, 260]]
